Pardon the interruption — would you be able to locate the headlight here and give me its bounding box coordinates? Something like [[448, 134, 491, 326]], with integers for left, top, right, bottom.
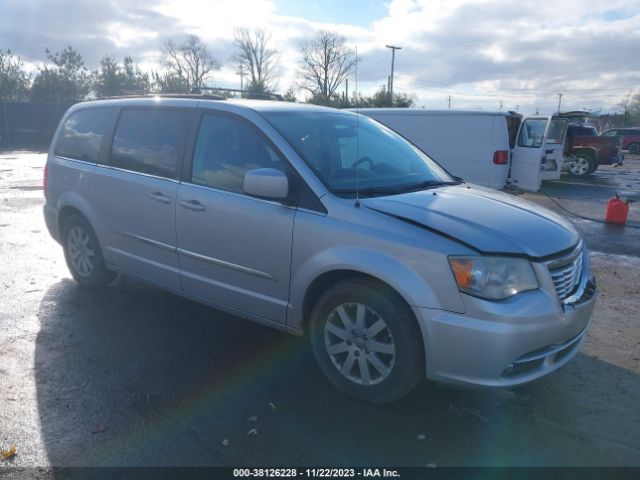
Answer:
[[448, 256, 538, 300]]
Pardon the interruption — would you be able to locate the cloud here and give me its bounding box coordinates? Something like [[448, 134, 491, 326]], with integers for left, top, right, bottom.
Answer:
[[365, 0, 640, 111], [1, 0, 639, 113]]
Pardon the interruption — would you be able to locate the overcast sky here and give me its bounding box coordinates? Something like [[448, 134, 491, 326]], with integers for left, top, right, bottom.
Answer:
[[1, 0, 639, 113]]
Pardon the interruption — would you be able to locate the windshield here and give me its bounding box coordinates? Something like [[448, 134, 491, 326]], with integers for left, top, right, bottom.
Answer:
[[261, 111, 456, 197]]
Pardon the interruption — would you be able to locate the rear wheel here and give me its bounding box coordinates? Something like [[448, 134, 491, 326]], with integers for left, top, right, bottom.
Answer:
[[629, 142, 640, 154], [62, 214, 116, 287], [569, 155, 595, 177], [309, 279, 423, 404]]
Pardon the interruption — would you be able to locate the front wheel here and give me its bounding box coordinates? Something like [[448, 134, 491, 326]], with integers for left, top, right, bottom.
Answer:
[[309, 279, 423, 404], [62, 214, 116, 287], [629, 142, 640, 154], [569, 155, 595, 177]]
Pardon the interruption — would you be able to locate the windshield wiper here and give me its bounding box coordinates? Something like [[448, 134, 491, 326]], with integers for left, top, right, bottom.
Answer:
[[333, 180, 461, 197], [398, 180, 461, 192]]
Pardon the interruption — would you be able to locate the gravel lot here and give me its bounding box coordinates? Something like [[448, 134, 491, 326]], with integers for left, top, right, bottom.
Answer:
[[0, 151, 639, 469]]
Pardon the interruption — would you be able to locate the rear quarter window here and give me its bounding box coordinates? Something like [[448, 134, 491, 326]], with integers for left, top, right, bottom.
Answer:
[[54, 107, 117, 163]]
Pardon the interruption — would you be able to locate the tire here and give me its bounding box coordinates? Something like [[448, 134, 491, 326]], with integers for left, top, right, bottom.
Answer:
[[629, 142, 640, 154], [568, 155, 595, 177], [62, 214, 116, 287], [309, 279, 423, 404]]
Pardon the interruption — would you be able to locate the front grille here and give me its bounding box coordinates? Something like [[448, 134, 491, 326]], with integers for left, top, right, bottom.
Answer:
[[546, 242, 583, 302]]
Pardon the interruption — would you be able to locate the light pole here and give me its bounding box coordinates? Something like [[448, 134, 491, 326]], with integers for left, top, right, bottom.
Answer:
[[557, 93, 563, 113], [385, 44, 402, 105]]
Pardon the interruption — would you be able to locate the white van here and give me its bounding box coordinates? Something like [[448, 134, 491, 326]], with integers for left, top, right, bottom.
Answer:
[[355, 109, 568, 192]]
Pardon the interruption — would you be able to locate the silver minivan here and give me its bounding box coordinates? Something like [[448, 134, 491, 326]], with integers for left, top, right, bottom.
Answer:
[[44, 97, 596, 403]]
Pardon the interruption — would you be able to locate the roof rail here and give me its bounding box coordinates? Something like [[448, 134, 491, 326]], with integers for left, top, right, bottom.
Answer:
[[100, 92, 226, 100], [99, 87, 284, 102], [191, 87, 283, 101]]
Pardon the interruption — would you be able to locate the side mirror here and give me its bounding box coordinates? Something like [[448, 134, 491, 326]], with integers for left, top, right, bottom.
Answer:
[[243, 168, 289, 200]]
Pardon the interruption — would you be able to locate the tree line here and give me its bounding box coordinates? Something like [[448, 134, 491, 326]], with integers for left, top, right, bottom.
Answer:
[[0, 29, 415, 108], [608, 91, 640, 127]]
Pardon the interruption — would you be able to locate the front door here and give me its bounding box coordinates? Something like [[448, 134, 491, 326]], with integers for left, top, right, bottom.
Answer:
[[176, 112, 295, 325]]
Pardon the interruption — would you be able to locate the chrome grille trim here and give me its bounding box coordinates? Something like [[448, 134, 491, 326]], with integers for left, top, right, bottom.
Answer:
[[546, 242, 584, 302]]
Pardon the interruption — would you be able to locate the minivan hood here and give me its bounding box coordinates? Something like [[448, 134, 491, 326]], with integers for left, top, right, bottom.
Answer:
[[362, 184, 579, 258]]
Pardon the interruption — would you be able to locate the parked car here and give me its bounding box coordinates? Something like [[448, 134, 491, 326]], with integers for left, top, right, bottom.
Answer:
[[355, 109, 568, 192], [43, 97, 596, 403], [563, 124, 624, 176], [600, 128, 640, 154]]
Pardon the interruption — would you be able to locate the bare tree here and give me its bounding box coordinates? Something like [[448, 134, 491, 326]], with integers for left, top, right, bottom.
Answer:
[[616, 90, 640, 127], [159, 35, 220, 92], [618, 90, 634, 125], [298, 31, 356, 105], [234, 28, 279, 94]]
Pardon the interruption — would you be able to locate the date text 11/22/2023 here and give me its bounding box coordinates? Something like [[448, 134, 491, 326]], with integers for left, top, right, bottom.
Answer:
[[232, 468, 401, 477]]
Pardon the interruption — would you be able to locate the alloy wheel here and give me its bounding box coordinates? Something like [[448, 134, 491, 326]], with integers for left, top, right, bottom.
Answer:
[[570, 157, 590, 176], [67, 225, 95, 277], [323, 302, 396, 385]]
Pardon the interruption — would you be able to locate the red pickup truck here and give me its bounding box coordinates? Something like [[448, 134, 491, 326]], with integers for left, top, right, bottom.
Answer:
[[564, 124, 624, 176], [600, 128, 640, 154]]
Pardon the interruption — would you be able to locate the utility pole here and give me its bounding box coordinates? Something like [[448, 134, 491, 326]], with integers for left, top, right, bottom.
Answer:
[[385, 44, 402, 104], [345, 78, 349, 104], [238, 64, 244, 93], [448, 95, 451, 109], [557, 93, 563, 113], [499, 100, 503, 111], [516, 104, 519, 112]]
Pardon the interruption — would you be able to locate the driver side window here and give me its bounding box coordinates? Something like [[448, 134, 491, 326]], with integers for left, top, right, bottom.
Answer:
[[191, 114, 286, 194]]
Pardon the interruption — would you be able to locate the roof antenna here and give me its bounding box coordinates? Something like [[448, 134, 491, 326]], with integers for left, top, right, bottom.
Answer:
[[354, 45, 360, 208]]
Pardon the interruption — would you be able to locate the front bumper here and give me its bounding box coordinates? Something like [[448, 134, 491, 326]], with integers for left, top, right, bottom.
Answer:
[[413, 263, 596, 388]]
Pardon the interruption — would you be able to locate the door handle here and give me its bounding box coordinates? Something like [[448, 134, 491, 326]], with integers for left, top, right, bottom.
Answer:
[[180, 199, 205, 211], [148, 191, 172, 204]]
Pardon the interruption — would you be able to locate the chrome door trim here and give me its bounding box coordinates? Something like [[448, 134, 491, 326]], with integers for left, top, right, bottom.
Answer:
[[118, 230, 176, 252], [177, 247, 276, 280], [96, 164, 181, 183], [53, 155, 96, 166], [180, 180, 293, 208]]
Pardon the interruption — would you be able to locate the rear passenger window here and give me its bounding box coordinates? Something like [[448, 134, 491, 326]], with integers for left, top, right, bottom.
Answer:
[[191, 114, 286, 193], [110, 109, 192, 179], [54, 108, 116, 162]]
